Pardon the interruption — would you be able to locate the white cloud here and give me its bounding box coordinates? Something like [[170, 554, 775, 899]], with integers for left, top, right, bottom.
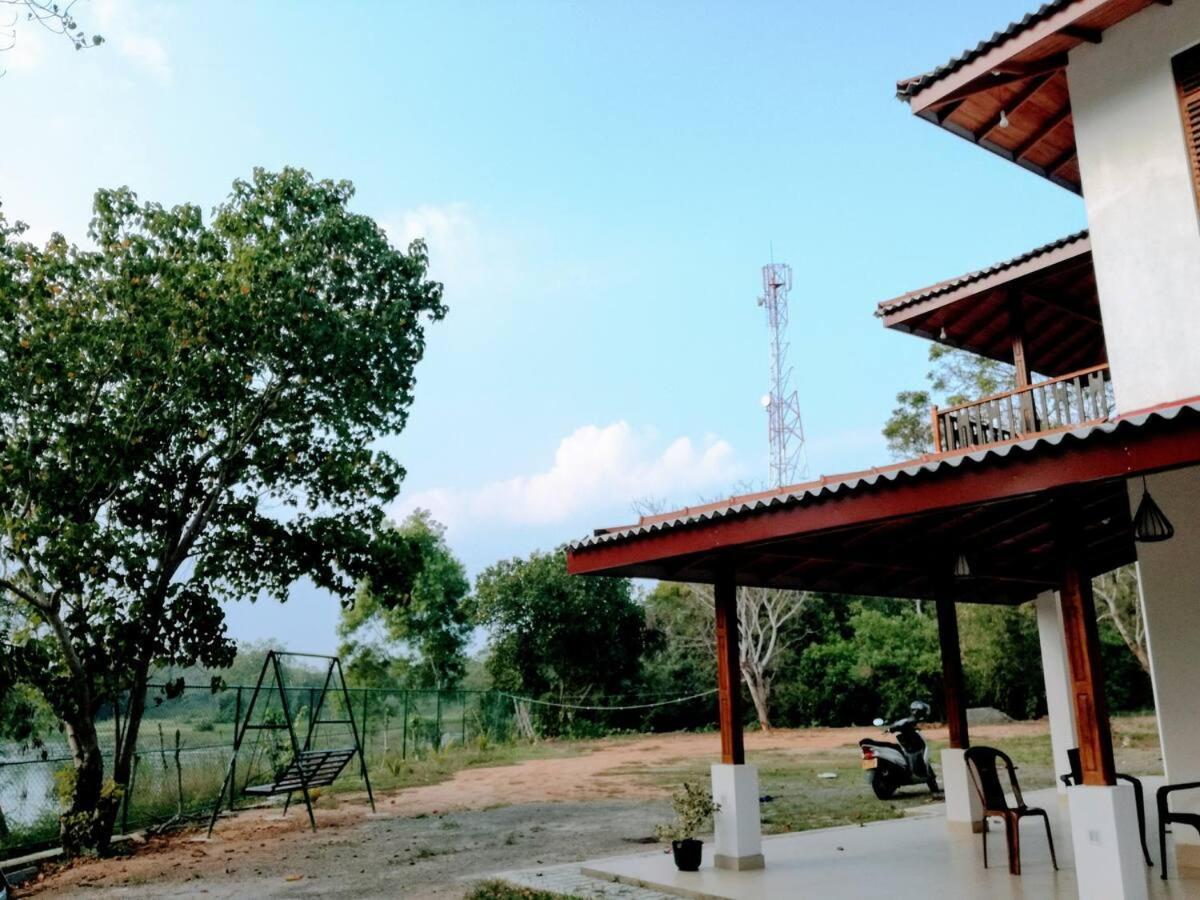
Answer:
[[380, 202, 529, 304], [94, 0, 171, 84], [117, 32, 169, 84], [396, 422, 743, 534], [384, 202, 478, 279], [1, 9, 50, 73]]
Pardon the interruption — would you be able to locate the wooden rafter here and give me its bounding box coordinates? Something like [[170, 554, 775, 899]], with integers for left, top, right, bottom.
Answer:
[[1045, 147, 1078, 177], [1061, 25, 1103, 43], [1012, 103, 1073, 160], [974, 72, 1056, 143]]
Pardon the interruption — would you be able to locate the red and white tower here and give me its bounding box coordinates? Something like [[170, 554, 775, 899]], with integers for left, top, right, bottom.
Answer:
[[758, 262, 807, 487]]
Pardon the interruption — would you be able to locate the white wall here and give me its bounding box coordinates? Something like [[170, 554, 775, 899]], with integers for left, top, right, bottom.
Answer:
[[1069, 4, 1200, 414], [1132, 467, 1200, 869], [1034, 591, 1076, 794]]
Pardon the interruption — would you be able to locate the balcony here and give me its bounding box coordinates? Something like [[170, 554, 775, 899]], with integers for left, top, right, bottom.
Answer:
[[931, 364, 1113, 454]]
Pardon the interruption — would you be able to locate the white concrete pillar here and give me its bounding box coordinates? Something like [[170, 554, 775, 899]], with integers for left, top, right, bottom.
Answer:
[[1132, 467, 1200, 875], [940, 748, 982, 832], [710, 763, 764, 870], [1068, 784, 1149, 900], [1035, 590, 1077, 795]]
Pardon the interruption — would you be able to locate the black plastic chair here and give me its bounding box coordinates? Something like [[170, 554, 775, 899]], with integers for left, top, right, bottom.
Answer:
[[1157, 781, 1200, 881], [966, 745, 1058, 875], [1060, 747, 1153, 866]]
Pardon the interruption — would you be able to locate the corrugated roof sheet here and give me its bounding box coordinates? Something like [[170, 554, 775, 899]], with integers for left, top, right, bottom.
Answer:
[[876, 230, 1089, 317], [896, 0, 1077, 100], [571, 399, 1200, 551]]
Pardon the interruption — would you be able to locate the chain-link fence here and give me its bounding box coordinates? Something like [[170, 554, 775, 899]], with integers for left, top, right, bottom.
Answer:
[[0, 683, 518, 859]]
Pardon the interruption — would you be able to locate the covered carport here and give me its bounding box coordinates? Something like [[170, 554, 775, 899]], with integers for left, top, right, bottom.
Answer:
[[567, 400, 1200, 896]]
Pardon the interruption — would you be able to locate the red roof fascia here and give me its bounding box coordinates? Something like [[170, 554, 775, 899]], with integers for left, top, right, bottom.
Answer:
[[566, 413, 1200, 576]]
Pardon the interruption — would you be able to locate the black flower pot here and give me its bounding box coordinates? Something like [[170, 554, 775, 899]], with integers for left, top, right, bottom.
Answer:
[[671, 838, 703, 871]]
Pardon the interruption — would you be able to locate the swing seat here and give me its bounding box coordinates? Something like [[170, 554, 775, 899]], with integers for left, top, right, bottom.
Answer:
[[243, 748, 357, 797]]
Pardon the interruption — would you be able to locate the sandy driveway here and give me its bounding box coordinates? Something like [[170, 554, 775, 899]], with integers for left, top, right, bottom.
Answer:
[[25, 721, 1052, 898]]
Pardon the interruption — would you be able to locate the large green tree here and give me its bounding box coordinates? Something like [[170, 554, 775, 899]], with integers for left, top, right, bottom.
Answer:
[[0, 168, 444, 853], [474, 548, 645, 733], [337, 509, 472, 690]]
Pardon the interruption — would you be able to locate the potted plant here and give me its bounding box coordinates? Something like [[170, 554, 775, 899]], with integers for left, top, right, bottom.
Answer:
[[656, 782, 720, 872]]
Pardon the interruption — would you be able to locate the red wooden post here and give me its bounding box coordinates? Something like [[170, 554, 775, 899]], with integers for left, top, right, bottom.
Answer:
[[714, 571, 745, 765], [934, 585, 969, 750], [931, 405, 942, 454], [1055, 502, 1117, 786]]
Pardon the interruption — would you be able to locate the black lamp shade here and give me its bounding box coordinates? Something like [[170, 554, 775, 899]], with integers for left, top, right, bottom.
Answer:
[[1133, 487, 1174, 543]]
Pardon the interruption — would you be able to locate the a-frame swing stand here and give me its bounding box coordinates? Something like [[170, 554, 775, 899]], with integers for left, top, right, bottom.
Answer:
[[207, 651, 374, 837]]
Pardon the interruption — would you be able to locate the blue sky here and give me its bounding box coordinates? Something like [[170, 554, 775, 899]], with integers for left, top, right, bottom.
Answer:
[[4, 1, 1084, 653]]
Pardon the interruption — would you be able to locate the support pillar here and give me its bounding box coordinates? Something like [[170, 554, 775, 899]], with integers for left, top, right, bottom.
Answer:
[[1056, 501, 1148, 900], [935, 588, 981, 832], [1034, 590, 1077, 795], [1132, 469, 1200, 876], [710, 572, 763, 871]]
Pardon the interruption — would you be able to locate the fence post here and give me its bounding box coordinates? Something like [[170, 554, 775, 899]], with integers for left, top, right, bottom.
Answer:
[[435, 690, 442, 750], [174, 729, 183, 817], [122, 752, 139, 835], [231, 686, 242, 811], [461, 692, 467, 746], [360, 689, 369, 761], [401, 690, 409, 760]]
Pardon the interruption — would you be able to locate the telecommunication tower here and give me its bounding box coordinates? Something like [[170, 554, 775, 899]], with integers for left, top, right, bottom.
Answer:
[[757, 262, 807, 487]]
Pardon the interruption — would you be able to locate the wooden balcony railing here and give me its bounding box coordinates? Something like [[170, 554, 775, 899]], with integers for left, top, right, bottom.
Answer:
[[931, 364, 1113, 454]]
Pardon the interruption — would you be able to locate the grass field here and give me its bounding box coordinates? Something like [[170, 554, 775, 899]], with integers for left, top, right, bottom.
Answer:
[[604, 714, 1162, 836], [4, 715, 1163, 864]]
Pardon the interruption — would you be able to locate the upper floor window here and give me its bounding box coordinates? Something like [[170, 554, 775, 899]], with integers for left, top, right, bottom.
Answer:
[[1173, 44, 1200, 207]]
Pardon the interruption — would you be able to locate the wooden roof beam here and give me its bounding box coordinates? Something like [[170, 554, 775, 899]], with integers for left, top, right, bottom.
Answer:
[[1045, 147, 1079, 177], [934, 98, 965, 124], [1013, 103, 1074, 160], [906, 0, 1120, 114], [1022, 287, 1102, 327], [929, 54, 1068, 109], [1062, 25, 1103, 43], [975, 72, 1057, 143]]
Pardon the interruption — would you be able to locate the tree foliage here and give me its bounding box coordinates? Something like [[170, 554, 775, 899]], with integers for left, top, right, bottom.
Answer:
[[474, 548, 645, 732], [1, 1, 103, 64], [338, 509, 472, 690], [883, 345, 1014, 459], [0, 167, 444, 853]]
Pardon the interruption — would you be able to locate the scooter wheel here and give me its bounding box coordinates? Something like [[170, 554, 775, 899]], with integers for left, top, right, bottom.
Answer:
[[869, 770, 897, 800]]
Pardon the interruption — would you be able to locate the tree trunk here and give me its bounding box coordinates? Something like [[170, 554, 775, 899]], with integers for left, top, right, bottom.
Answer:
[[61, 712, 115, 856], [743, 667, 772, 733]]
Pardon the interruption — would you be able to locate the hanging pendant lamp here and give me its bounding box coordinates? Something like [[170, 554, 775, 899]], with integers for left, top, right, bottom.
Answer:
[[1133, 477, 1174, 543], [953, 552, 972, 578]]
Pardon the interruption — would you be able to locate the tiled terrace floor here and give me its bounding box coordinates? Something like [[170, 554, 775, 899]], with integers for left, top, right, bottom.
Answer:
[[577, 786, 1199, 900]]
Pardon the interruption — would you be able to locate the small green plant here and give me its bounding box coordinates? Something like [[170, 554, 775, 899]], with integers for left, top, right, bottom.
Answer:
[[655, 782, 719, 843], [382, 749, 407, 778]]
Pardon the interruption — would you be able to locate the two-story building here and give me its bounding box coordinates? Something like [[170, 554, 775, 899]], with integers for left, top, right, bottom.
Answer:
[[568, 1, 1200, 898]]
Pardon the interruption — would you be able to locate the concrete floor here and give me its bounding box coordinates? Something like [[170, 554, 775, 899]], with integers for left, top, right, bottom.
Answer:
[[581, 787, 1200, 900]]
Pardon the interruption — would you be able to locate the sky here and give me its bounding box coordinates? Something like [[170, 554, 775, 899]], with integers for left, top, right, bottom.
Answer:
[[3, 0, 1086, 653]]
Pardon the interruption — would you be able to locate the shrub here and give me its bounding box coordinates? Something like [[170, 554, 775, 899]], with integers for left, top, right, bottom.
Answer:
[[655, 782, 720, 842]]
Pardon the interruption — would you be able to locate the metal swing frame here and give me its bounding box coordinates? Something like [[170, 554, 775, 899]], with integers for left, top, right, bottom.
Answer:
[[207, 650, 375, 837]]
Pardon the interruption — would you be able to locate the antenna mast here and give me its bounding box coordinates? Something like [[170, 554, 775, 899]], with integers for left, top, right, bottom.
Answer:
[[757, 262, 807, 487]]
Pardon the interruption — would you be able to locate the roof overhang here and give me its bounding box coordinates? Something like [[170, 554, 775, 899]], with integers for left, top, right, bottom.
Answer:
[[898, 0, 1172, 193], [566, 401, 1200, 605], [877, 231, 1103, 376]]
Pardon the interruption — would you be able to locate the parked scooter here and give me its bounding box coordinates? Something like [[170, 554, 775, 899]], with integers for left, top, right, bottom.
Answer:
[[858, 700, 939, 800]]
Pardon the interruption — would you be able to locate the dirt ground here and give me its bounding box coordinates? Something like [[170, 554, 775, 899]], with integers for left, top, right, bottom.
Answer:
[[24, 720, 1054, 899]]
